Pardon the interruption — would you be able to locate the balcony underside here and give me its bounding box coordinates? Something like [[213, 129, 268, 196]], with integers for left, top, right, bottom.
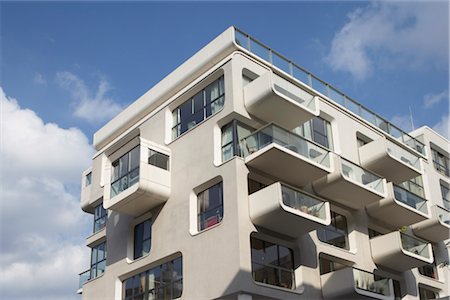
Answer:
[[412, 215, 450, 243]]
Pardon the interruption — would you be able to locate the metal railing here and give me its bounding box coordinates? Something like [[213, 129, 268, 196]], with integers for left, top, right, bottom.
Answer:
[[393, 185, 428, 214], [234, 28, 426, 156], [341, 159, 385, 194], [281, 184, 327, 220]]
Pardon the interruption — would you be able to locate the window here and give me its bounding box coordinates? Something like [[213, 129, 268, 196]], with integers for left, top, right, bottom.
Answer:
[[250, 236, 295, 289], [418, 262, 438, 280], [90, 242, 106, 279], [221, 120, 254, 161], [393, 279, 402, 300], [93, 203, 107, 233], [248, 178, 268, 195], [85, 172, 92, 186], [432, 148, 449, 176], [419, 286, 437, 300], [111, 146, 140, 197], [399, 176, 425, 198], [197, 182, 223, 231], [172, 76, 224, 138], [319, 256, 346, 275], [123, 256, 182, 300], [294, 116, 333, 150], [440, 183, 450, 210], [317, 211, 349, 250], [148, 149, 169, 170], [134, 219, 151, 259]]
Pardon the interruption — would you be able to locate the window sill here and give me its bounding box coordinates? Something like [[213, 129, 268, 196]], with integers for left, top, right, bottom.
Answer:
[[84, 272, 105, 286], [417, 273, 445, 284], [126, 252, 151, 265], [189, 219, 224, 237]]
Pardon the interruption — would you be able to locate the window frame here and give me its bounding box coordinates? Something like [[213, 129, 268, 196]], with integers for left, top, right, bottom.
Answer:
[[294, 116, 333, 150], [93, 203, 107, 233], [148, 148, 170, 170], [197, 182, 224, 232], [317, 211, 349, 250], [133, 218, 152, 260], [221, 120, 255, 162], [111, 145, 140, 198], [85, 172, 92, 186], [431, 148, 449, 177], [90, 242, 107, 279]]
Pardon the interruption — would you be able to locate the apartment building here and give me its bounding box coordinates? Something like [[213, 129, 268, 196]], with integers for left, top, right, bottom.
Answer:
[[78, 27, 450, 300]]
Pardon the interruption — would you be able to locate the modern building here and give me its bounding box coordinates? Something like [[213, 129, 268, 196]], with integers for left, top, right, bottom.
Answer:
[[78, 27, 450, 300]]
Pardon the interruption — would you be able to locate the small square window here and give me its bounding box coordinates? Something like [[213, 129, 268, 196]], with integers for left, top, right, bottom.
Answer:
[[85, 172, 92, 186], [148, 149, 170, 170]]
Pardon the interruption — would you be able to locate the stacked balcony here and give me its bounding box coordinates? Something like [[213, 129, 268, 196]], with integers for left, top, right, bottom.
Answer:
[[249, 182, 331, 237], [243, 72, 319, 130], [366, 183, 429, 228], [359, 137, 422, 183], [370, 231, 433, 272], [412, 205, 450, 242], [313, 157, 386, 209], [321, 267, 394, 300], [240, 124, 333, 187]]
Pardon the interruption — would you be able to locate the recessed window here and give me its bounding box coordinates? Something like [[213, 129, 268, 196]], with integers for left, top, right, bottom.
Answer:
[[90, 242, 106, 279], [148, 149, 169, 170], [85, 172, 92, 186], [111, 146, 140, 198], [197, 182, 223, 231], [221, 120, 254, 162], [419, 286, 437, 300], [440, 183, 450, 210], [318, 256, 346, 275], [123, 256, 182, 300], [93, 203, 107, 233], [134, 219, 151, 260], [294, 116, 333, 150], [172, 76, 224, 139], [431, 148, 449, 177], [250, 236, 295, 289], [317, 211, 349, 250]]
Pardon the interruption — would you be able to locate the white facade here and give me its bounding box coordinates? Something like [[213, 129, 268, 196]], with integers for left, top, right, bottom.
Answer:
[[78, 27, 450, 300]]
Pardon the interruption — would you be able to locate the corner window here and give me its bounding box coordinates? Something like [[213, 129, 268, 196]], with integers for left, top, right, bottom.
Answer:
[[250, 236, 295, 289], [111, 146, 140, 197], [419, 286, 437, 300], [85, 172, 92, 186], [197, 182, 223, 231], [134, 219, 151, 260], [123, 256, 182, 300], [440, 183, 450, 210], [317, 211, 349, 250], [93, 203, 107, 233], [431, 148, 449, 177], [148, 149, 170, 170], [172, 76, 224, 139], [221, 120, 254, 161], [90, 242, 106, 279], [294, 116, 333, 150]]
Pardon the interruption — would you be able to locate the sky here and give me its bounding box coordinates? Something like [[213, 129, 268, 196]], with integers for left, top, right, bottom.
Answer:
[[0, 1, 449, 299]]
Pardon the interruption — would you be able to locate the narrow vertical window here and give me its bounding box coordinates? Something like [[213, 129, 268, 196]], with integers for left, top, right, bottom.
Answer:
[[90, 242, 106, 279], [197, 182, 223, 231], [294, 116, 333, 150], [432, 148, 449, 176], [317, 211, 349, 250], [85, 172, 92, 186], [440, 183, 450, 210], [134, 219, 152, 259], [221, 120, 254, 162], [93, 203, 107, 233]]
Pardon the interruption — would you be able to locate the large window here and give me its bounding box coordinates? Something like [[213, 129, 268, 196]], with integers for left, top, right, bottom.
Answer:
[[172, 76, 224, 139], [317, 211, 349, 250], [134, 219, 152, 260], [441, 183, 450, 210], [93, 203, 107, 233], [251, 236, 295, 289], [431, 148, 449, 176], [221, 120, 254, 161], [197, 182, 223, 231], [90, 242, 106, 279], [111, 146, 140, 197], [294, 116, 333, 150], [123, 256, 182, 300]]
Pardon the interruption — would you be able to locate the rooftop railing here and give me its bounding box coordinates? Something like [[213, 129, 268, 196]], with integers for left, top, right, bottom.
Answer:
[[281, 184, 327, 220], [393, 185, 428, 214], [353, 268, 392, 297], [234, 28, 426, 156], [341, 159, 385, 195], [239, 124, 331, 168], [400, 233, 431, 259]]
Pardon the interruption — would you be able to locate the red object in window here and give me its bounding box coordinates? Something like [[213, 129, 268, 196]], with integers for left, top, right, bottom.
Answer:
[[205, 216, 219, 228]]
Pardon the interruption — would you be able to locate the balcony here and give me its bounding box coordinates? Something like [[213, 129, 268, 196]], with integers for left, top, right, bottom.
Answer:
[[370, 231, 433, 272], [321, 267, 394, 300], [77, 269, 90, 294], [243, 72, 319, 129], [359, 137, 422, 183], [313, 157, 386, 209], [412, 205, 450, 242], [80, 168, 94, 213], [366, 183, 429, 228], [240, 124, 333, 187], [249, 182, 331, 237]]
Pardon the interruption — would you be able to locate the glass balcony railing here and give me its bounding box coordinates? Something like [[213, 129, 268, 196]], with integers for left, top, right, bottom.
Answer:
[[436, 205, 450, 226], [281, 185, 327, 220], [386, 140, 421, 171], [239, 124, 330, 168], [393, 185, 428, 214], [79, 269, 90, 289], [353, 268, 392, 297], [341, 159, 385, 194], [234, 28, 426, 156], [272, 73, 316, 110], [110, 168, 139, 198], [400, 233, 431, 259]]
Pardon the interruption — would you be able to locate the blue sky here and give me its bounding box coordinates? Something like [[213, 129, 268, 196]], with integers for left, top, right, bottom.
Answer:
[[0, 1, 448, 299]]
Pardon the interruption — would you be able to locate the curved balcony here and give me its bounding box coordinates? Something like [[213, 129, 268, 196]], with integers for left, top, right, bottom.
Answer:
[[249, 182, 331, 237], [313, 157, 386, 209], [370, 232, 433, 272], [359, 137, 422, 183], [412, 205, 450, 242], [321, 267, 394, 300], [240, 124, 333, 187], [366, 183, 430, 228], [244, 72, 319, 130]]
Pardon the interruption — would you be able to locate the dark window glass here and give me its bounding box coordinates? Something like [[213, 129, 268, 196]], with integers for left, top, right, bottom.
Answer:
[[419, 286, 437, 300], [440, 184, 450, 210], [432, 148, 449, 176], [295, 116, 333, 150], [248, 178, 267, 195], [317, 211, 349, 249], [393, 279, 402, 300], [221, 120, 254, 161], [86, 172, 92, 186], [318, 256, 346, 275], [90, 242, 107, 279], [250, 236, 295, 289], [418, 260, 438, 280], [148, 149, 170, 170], [134, 219, 152, 259], [93, 203, 107, 233], [197, 182, 223, 231], [111, 146, 140, 197]]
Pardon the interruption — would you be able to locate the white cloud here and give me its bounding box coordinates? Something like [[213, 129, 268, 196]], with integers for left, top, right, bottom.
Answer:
[[326, 2, 448, 80], [0, 88, 93, 299], [33, 72, 47, 85], [56, 71, 122, 123], [432, 112, 450, 139], [423, 90, 448, 109]]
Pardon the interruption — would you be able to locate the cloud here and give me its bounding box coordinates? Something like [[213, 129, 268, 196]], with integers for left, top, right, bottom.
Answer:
[[33, 72, 47, 85], [326, 2, 448, 80], [432, 112, 450, 139], [0, 88, 93, 299], [423, 90, 448, 109], [56, 71, 122, 123]]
